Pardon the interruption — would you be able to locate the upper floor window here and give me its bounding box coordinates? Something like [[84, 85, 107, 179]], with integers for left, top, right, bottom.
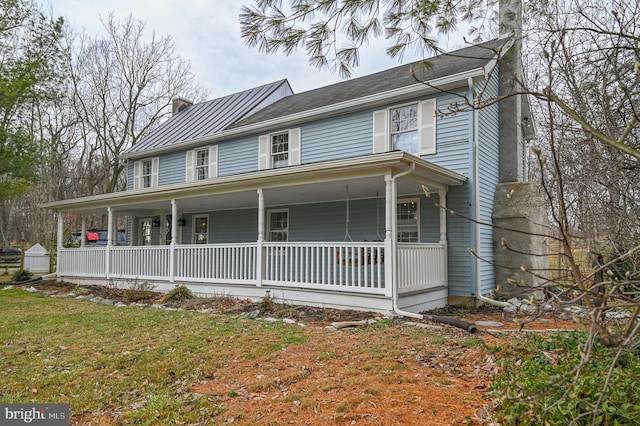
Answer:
[[391, 105, 419, 155], [373, 99, 436, 156], [259, 129, 301, 170], [141, 160, 153, 188], [196, 148, 209, 180], [268, 210, 288, 241], [397, 199, 419, 242], [186, 146, 218, 182], [271, 132, 289, 168], [133, 157, 159, 189]]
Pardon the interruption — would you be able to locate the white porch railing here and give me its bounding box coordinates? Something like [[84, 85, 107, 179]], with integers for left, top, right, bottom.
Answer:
[[59, 247, 106, 277], [397, 243, 447, 294], [57, 241, 446, 297], [263, 242, 386, 294], [175, 243, 256, 284], [110, 246, 171, 280]]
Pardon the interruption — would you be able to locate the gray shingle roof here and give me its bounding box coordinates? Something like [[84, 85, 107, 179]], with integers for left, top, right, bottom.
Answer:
[[127, 79, 292, 154], [230, 39, 507, 129]]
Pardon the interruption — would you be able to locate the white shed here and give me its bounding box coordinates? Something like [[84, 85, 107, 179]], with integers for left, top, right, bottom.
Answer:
[[24, 243, 50, 273]]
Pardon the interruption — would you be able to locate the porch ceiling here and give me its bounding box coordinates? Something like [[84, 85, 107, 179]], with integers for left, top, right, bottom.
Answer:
[[42, 152, 467, 215]]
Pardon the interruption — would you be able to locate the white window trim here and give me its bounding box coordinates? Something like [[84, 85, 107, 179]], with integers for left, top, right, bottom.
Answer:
[[259, 128, 301, 170], [397, 198, 420, 243], [186, 145, 218, 182], [373, 99, 436, 156], [133, 157, 159, 189], [138, 218, 153, 246], [267, 209, 289, 242], [192, 214, 209, 244]]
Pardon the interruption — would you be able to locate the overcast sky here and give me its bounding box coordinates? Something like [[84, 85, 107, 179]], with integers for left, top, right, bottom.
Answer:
[[45, 0, 469, 99]]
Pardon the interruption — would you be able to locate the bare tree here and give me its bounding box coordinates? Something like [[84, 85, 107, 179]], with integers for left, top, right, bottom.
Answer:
[[68, 13, 207, 195]]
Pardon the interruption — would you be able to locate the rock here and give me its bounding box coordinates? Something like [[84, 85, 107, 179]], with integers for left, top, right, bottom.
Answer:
[[2, 285, 14, 290], [115, 302, 127, 307], [403, 321, 418, 327], [246, 309, 261, 319], [324, 325, 338, 331], [415, 323, 443, 331], [25, 286, 39, 293], [263, 317, 278, 322], [474, 321, 504, 327], [282, 318, 296, 324]]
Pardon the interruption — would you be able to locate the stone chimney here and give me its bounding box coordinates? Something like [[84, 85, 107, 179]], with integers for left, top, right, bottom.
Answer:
[[498, 0, 524, 183], [172, 97, 193, 116]]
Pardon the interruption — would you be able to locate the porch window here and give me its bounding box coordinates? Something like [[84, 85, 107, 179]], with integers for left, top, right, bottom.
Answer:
[[271, 132, 289, 168], [397, 199, 419, 242], [139, 219, 152, 246], [193, 215, 208, 244], [268, 210, 288, 241], [390, 104, 418, 155], [195, 148, 209, 180]]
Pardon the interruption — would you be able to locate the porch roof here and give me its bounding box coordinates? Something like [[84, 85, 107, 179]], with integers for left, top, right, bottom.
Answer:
[[41, 152, 467, 215]]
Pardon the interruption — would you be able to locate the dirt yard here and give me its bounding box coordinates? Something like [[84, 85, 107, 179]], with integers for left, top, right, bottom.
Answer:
[[12, 280, 582, 425]]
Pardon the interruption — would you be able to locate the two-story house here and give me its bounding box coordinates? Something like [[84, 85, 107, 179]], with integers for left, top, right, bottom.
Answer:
[[43, 38, 534, 315]]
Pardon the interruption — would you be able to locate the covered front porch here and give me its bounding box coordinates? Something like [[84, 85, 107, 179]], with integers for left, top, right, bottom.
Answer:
[[46, 152, 467, 313]]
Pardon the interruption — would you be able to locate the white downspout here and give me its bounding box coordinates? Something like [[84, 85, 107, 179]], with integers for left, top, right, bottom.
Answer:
[[470, 77, 510, 308], [389, 163, 424, 319]]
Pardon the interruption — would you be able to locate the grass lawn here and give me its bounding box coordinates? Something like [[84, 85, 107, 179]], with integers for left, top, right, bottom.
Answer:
[[0, 288, 310, 424], [0, 286, 507, 425]]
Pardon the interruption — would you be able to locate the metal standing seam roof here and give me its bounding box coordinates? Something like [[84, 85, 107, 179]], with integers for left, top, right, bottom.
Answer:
[[126, 79, 292, 155]]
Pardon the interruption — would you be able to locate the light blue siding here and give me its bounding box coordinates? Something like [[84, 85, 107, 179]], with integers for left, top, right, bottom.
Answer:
[[425, 93, 472, 176], [302, 110, 374, 162], [219, 136, 258, 176], [159, 151, 186, 186], [445, 183, 473, 296], [477, 72, 500, 295], [171, 195, 439, 244]]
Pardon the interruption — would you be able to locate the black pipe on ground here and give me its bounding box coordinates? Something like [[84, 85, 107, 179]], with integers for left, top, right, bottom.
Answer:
[[423, 315, 478, 334]]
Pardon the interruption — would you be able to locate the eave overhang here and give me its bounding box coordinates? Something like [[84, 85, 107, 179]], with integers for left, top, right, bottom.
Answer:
[[41, 152, 467, 214]]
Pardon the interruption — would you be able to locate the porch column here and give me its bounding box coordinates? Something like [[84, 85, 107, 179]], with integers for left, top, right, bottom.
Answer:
[[57, 212, 64, 274], [80, 217, 86, 247], [438, 189, 447, 244], [170, 199, 178, 283], [106, 207, 113, 280], [384, 175, 394, 297], [256, 189, 265, 287], [257, 189, 265, 241]]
